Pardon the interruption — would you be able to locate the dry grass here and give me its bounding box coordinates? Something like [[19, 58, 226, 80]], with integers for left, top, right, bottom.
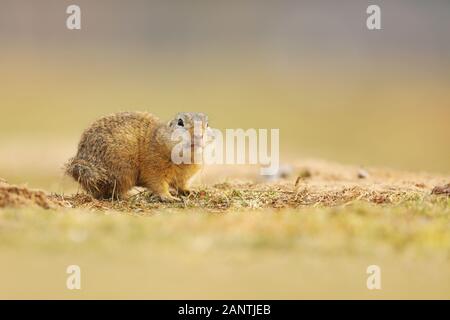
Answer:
[[2, 159, 449, 213], [50, 181, 432, 213], [52, 160, 450, 213]]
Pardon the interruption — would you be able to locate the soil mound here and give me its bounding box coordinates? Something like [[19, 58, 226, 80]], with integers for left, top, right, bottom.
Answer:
[[0, 179, 54, 209]]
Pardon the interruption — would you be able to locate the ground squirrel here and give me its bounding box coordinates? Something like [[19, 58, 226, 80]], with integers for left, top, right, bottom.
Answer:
[[65, 111, 210, 201]]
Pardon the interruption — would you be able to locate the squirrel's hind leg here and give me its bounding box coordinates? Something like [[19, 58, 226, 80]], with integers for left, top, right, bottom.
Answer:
[[66, 158, 131, 200]]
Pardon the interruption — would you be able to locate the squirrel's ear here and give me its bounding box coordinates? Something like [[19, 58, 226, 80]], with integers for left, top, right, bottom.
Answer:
[[167, 120, 173, 127]]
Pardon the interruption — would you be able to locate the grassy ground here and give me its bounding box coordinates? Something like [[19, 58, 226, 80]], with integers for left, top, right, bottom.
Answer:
[[0, 161, 449, 299]]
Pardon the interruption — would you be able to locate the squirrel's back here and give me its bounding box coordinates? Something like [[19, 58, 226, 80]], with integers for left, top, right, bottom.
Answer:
[[66, 111, 161, 198]]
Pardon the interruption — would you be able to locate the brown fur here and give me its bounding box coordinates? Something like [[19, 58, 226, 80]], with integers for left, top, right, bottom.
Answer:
[[65, 111, 208, 201]]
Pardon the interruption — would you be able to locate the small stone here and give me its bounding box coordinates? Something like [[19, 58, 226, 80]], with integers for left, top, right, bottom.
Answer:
[[263, 164, 293, 181], [298, 169, 312, 179], [357, 169, 369, 179], [278, 165, 294, 179], [415, 183, 426, 188]]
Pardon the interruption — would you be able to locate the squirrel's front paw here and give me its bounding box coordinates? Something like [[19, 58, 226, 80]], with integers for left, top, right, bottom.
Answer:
[[159, 194, 181, 202], [178, 189, 192, 197]]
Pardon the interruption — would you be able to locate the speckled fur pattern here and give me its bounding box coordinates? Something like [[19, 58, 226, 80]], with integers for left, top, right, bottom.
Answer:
[[65, 111, 206, 201]]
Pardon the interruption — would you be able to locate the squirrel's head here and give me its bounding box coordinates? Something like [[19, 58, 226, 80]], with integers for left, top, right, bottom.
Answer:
[[161, 112, 214, 154]]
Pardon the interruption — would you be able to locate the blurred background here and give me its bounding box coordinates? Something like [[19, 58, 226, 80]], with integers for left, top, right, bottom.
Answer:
[[1, 0, 449, 191], [1, 0, 450, 300]]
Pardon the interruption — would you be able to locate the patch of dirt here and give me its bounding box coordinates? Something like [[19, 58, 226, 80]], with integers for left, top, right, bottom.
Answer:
[[0, 179, 56, 209]]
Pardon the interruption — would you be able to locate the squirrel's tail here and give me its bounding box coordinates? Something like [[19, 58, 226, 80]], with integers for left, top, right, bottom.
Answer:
[[65, 158, 115, 199]]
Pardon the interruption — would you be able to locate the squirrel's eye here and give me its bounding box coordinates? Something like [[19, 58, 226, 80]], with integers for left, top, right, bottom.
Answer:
[[177, 119, 184, 127]]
